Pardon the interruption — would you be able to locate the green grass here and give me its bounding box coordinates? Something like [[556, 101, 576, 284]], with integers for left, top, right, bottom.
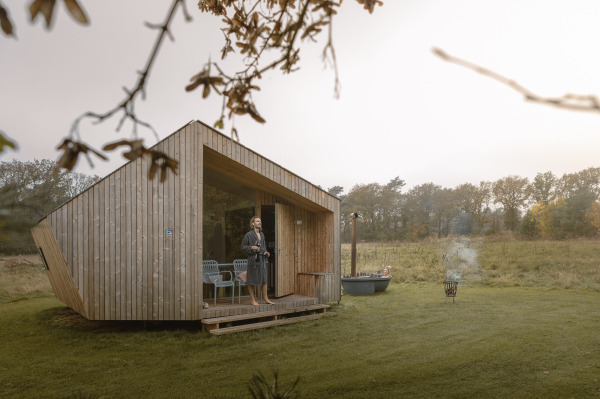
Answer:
[[1, 240, 600, 398], [0, 255, 53, 303], [342, 237, 600, 291], [1, 284, 599, 398]]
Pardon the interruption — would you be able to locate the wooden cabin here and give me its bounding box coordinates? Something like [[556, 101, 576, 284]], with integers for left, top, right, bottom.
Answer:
[[31, 120, 341, 323]]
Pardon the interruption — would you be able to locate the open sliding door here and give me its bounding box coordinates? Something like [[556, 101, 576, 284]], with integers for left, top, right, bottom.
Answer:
[[275, 203, 295, 297]]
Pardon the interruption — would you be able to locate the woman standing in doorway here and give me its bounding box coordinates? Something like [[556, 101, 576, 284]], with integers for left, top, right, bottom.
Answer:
[[241, 216, 275, 306]]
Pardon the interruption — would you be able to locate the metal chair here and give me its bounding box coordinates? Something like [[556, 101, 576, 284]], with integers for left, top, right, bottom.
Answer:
[[202, 260, 235, 306], [233, 258, 262, 304], [233, 259, 248, 304]]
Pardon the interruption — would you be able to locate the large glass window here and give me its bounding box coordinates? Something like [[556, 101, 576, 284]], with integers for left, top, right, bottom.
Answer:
[[203, 168, 255, 263]]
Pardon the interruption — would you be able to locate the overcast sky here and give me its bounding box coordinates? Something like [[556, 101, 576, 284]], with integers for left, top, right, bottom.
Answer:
[[2, 0, 600, 195]]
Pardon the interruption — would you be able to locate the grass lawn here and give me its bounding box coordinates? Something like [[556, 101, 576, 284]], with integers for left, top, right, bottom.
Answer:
[[1, 239, 600, 398], [1, 282, 599, 398]]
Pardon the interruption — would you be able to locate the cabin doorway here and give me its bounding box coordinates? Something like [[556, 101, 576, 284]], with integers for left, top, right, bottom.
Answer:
[[261, 204, 296, 297], [260, 205, 276, 295], [275, 203, 295, 297]]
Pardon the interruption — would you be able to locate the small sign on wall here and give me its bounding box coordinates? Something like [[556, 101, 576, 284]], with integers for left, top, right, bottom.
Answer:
[[165, 229, 173, 238]]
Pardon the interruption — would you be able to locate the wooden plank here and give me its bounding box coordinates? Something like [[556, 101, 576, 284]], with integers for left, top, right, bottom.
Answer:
[[109, 173, 116, 320], [80, 191, 89, 316], [171, 134, 184, 320], [158, 141, 165, 320], [151, 151, 159, 320], [139, 157, 146, 320], [185, 126, 193, 319], [143, 153, 151, 321], [176, 129, 184, 320], [93, 184, 101, 320], [61, 205, 67, 257], [67, 201, 73, 282], [202, 304, 329, 325], [125, 162, 132, 320], [195, 126, 203, 320], [209, 312, 335, 335], [166, 137, 174, 320], [76, 195, 83, 295], [116, 169, 123, 320], [31, 219, 87, 317]]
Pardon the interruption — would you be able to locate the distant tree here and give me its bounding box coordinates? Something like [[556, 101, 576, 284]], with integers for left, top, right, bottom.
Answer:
[[454, 181, 491, 235], [431, 187, 456, 238], [404, 183, 442, 240], [519, 209, 541, 239], [0, 159, 98, 254], [380, 177, 405, 240], [549, 189, 597, 239], [0, 0, 383, 178], [586, 199, 600, 232], [531, 171, 557, 205], [327, 185, 345, 198], [492, 175, 531, 231], [556, 167, 600, 198], [342, 182, 383, 241]]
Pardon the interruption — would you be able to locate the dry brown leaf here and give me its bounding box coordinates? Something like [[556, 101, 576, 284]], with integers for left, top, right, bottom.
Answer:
[[102, 139, 134, 151], [355, 0, 383, 14], [29, 0, 57, 28], [64, 0, 89, 24], [148, 161, 159, 180], [0, 132, 17, 151], [56, 147, 78, 171], [56, 138, 106, 171], [0, 5, 15, 36]]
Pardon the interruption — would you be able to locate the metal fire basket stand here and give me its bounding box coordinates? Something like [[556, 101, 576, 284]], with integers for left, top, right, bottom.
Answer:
[[444, 280, 458, 303]]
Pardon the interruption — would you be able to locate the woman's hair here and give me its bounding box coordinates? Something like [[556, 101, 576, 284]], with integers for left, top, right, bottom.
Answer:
[[250, 216, 261, 230]]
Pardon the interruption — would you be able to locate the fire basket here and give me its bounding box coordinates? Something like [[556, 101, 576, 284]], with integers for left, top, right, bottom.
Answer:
[[444, 280, 458, 303]]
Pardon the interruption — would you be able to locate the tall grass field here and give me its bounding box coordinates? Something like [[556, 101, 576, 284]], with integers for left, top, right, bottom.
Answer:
[[1, 238, 599, 398]]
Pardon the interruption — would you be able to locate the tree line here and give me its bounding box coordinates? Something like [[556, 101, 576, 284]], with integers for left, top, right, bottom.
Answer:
[[0, 159, 99, 254], [3, 158, 598, 254], [331, 167, 600, 242]]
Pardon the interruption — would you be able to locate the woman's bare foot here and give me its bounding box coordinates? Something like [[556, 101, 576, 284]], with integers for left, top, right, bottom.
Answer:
[[250, 301, 260, 306], [264, 299, 275, 305]]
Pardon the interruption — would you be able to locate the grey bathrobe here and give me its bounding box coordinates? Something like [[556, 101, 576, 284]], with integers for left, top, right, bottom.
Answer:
[[241, 230, 268, 285]]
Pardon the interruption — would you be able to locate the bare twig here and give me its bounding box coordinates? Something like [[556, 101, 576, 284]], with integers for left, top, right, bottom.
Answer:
[[323, 12, 340, 98], [70, 0, 185, 141], [57, 0, 187, 175], [432, 47, 600, 114]]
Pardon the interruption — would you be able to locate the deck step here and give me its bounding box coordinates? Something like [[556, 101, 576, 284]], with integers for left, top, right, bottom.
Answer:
[[202, 304, 329, 327], [209, 312, 335, 335]]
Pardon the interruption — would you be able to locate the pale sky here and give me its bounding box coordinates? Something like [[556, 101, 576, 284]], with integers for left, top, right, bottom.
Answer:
[[2, 0, 600, 195]]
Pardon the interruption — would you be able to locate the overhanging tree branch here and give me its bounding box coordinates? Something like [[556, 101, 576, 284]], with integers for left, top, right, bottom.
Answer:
[[1, 0, 383, 180], [432, 47, 600, 113]]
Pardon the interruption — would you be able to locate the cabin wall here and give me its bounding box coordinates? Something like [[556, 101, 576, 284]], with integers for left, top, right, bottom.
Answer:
[[35, 120, 340, 320], [31, 218, 87, 317], [44, 123, 203, 321]]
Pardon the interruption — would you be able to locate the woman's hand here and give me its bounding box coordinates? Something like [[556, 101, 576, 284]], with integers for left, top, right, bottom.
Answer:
[[251, 245, 259, 251], [263, 251, 270, 257]]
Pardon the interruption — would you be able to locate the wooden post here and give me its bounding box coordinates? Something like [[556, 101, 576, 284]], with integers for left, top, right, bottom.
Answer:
[[351, 213, 357, 277]]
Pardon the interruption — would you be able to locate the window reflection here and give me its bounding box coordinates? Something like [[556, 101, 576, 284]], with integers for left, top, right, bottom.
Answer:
[[203, 168, 255, 263]]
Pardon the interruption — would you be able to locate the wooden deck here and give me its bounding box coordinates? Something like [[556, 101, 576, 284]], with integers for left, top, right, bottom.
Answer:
[[200, 294, 318, 318], [200, 294, 333, 335]]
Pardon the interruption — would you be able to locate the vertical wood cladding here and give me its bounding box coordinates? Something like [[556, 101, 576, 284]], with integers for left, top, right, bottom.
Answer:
[[35, 121, 339, 320]]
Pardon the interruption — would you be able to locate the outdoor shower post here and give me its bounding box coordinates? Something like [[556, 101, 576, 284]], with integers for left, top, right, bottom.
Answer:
[[351, 212, 358, 277]]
